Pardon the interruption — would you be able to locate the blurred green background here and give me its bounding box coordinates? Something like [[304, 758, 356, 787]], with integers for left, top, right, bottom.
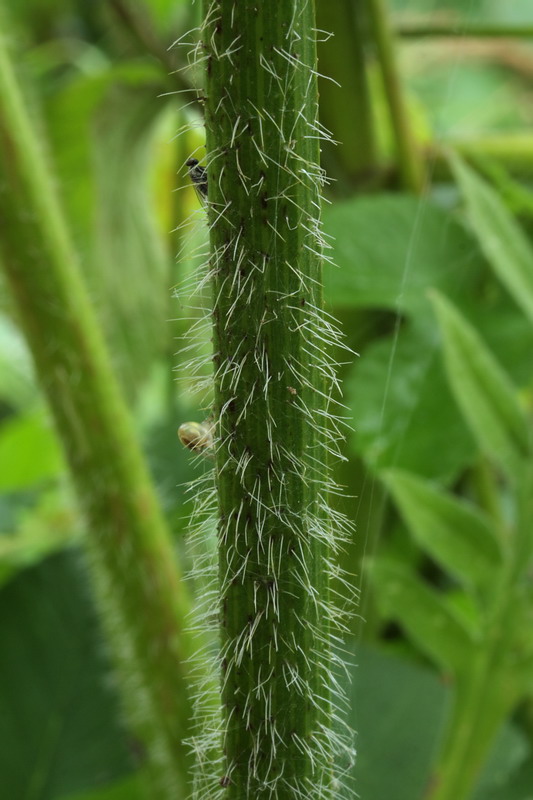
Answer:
[[2, 0, 533, 798]]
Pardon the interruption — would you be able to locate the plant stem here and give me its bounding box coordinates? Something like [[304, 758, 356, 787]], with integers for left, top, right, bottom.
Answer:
[[427, 494, 532, 800], [200, 0, 352, 797], [317, 0, 381, 191], [470, 459, 505, 531], [428, 666, 515, 799], [397, 22, 533, 39], [367, 0, 424, 193], [0, 22, 193, 798], [426, 581, 522, 800], [429, 136, 533, 179]]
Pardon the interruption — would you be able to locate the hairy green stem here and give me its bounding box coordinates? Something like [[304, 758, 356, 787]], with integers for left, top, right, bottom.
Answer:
[[0, 23, 193, 797], [367, 0, 424, 193], [197, 1, 353, 797]]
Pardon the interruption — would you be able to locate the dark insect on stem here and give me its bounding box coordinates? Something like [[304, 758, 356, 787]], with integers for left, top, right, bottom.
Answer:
[[186, 158, 208, 202]]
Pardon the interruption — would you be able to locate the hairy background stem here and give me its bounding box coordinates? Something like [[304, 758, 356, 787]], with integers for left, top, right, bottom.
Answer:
[[0, 23, 193, 798], [197, 0, 353, 797]]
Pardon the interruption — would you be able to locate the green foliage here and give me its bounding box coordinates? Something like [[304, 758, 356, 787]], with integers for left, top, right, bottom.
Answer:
[[359, 162, 533, 799], [450, 156, 533, 324], [44, 66, 177, 395], [60, 776, 145, 800], [484, 757, 533, 800], [1, 1, 533, 799], [383, 469, 502, 589], [368, 557, 479, 672], [0, 552, 135, 799], [0, 410, 64, 491], [432, 291, 531, 480], [349, 646, 529, 800], [324, 194, 484, 316], [346, 323, 475, 479], [0, 492, 77, 587]]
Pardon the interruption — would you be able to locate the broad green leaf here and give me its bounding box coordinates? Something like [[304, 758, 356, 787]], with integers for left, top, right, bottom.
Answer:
[[0, 410, 64, 490], [348, 645, 448, 800], [432, 292, 531, 478], [347, 645, 528, 800], [59, 774, 144, 800], [0, 552, 134, 799], [451, 154, 533, 324], [383, 469, 503, 589], [347, 322, 476, 481], [367, 558, 478, 673], [323, 194, 484, 315]]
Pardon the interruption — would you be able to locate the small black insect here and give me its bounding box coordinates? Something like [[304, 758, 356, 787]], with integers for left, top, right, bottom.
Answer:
[[186, 158, 208, 202]]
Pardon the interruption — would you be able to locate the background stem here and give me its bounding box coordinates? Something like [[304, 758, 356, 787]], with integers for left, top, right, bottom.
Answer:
[[429, 136, 533, 179], [0, 23, 193, 798], [367, 0, 424, 193], [317, 0, 381, 192], [397, 22, 533, 39]]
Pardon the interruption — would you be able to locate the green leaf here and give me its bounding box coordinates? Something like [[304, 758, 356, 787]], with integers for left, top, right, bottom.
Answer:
[[0, 493, 78, 588], [431, 292, 531, 478], [473, 725, 530, 800], [0, 315, 35, 409], [347, 322, 476, 481], [0, 410, 64, 490], [483, 755, 533, 800], [348, 645, 448, 800], [383, 469, 503, 589], [451, 154, 533, 324], [59, 774, 145, 800], [0, 551, 135, 799], [323, 194, 484, 315], [475, 301, 533, 389], [367, 558, 478, 672], [347, 645, 528, 800]]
